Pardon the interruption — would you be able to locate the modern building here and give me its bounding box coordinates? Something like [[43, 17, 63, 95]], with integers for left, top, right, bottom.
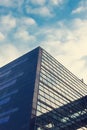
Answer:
[[0, 47, 87, 130]]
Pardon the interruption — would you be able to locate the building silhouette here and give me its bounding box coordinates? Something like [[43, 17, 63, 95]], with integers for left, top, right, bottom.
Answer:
[[0, 47, 87, 130]]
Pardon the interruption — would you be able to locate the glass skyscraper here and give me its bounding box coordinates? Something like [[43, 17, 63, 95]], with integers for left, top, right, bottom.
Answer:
[[0, 47, 87, 130]]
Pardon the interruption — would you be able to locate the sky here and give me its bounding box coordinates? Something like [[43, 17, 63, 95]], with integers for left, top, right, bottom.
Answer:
[[0, 0, 87, 83]]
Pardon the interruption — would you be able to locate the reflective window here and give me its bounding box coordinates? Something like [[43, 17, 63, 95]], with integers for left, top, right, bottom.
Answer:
[[35, 49, 87, 130]]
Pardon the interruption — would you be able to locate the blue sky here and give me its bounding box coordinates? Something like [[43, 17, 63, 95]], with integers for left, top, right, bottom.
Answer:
[[0, 0, 87, 83]]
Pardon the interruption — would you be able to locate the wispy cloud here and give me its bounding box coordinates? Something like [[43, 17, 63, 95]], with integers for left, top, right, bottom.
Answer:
[[72, 6, 87, 14], [30, 0, 46, 6], [50, 0, 65, 6], [72, 0, 87, 14]]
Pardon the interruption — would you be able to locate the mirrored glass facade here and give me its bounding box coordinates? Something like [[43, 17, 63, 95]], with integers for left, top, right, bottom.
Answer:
[[0, 47, 87, 130]]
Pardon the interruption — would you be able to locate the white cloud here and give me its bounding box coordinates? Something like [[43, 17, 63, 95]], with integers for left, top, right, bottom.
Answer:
[[0, 0, 25, 16], [0, 15, 16, 32], [0, 0, 13, 7], [19, 17, 36, 26], [15, 17, 37, 32], [14, 30, 36, 41], [0, 44, 21, 67], [72, 0, 87, 14], [30, 0, 46, 6], [25, 0, 64, 17], [0, 32, 5, 40], [26, 6, 53, 17], [0, 0, 24, 7], [50, 0, 64, 5]]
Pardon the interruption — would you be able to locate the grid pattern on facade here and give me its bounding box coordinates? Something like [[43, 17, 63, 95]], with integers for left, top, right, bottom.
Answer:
[[35, 49, 87, 130]]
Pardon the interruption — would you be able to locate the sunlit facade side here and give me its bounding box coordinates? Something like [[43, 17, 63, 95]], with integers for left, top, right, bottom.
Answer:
[[33, 48, 87, 130]]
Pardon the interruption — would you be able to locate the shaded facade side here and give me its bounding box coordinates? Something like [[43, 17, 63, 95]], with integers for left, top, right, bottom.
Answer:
[[0, 47, 40, 130]]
